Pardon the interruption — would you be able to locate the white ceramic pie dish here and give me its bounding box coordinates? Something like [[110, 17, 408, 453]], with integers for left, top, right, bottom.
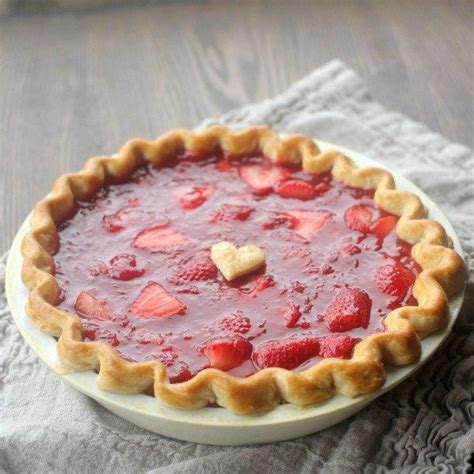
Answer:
[[5, 139, 465, 445]]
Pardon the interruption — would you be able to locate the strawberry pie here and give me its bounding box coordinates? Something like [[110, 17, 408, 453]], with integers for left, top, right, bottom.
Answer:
[[21, 126, 467, 414]]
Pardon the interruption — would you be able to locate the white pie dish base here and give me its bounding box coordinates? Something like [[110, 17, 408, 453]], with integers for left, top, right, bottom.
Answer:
[[5, 139, 466, 445]]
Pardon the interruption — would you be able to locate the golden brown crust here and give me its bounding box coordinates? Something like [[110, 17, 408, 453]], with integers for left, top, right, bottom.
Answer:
[[21, 126, 468, 414]]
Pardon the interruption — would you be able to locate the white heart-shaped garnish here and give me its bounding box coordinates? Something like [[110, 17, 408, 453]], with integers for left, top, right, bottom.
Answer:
[[211, 241, 265, 281]]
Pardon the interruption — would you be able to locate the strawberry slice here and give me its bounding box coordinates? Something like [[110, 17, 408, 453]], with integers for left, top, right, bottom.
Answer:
[[250, 274, 275, 294], [276, 179, 315, 201], [286, 210, 332, 240], [102, 210, 127, 233], [339, 241, 362, 256], [262, 212, 299, 230], [406, 294, 418, 306], [75, 291, 114, 321], [209, 204, 255, 223], [180, 152, 205, 162], [91, 253, 145, 281], [370, 215, 398, 239], [318, 335, 361, 359], [82, 326, 120, 347], [101, 198, 141, 233], [215, 158, 231, 172], [374, 260, 415, 308], [202, 337, 252, 371], [132, 328, 165, 346], [107, 253, 145, 280], [156, 348, 179, 369], [82, 326, 98, 340], [323, 288, 372, 332], [252, 336, 320, 370], [344, 204, 373, 233], [314, 182, 331, 196], [175, 184, 213, 210], [168, 363, 193, 384], [129, 282, 186, 318], [238, 164, 289, 195], [132, 225, 187, 250], [174, 257, 217, 282], [283, 303, 302, 328], [127, 197, 140, 207]]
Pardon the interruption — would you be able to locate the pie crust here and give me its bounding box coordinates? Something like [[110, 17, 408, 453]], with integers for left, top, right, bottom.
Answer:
[[20, 126, 467, 414]]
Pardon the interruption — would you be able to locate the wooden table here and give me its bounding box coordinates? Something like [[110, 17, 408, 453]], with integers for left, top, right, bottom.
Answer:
[[0, 0, 472, 252]]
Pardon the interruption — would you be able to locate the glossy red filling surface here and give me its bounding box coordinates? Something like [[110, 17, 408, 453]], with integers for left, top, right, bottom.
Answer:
[[55, 151, 421, 382]]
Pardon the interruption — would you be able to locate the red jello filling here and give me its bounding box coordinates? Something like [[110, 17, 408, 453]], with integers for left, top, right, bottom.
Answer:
[[55, 151, 421, 382]]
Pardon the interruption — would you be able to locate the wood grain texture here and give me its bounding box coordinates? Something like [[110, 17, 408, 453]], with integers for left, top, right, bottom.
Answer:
[[0, 0, 472, 252]]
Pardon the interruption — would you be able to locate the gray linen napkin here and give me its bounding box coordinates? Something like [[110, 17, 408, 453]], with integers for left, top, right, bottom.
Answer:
[[1, 60, 473, 474]]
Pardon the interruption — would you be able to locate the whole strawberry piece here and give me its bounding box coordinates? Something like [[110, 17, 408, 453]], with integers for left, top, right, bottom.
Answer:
[[323, 288, 371, 332], [318, 335, 361, 359], [202, 337, 253, 371], [344, 204, 373, 233], [252, 336, 320, 370], [374, 260, 415, 308]]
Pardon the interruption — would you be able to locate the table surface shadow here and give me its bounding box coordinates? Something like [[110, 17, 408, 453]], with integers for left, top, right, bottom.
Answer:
[[0, 0, 472, 252]]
